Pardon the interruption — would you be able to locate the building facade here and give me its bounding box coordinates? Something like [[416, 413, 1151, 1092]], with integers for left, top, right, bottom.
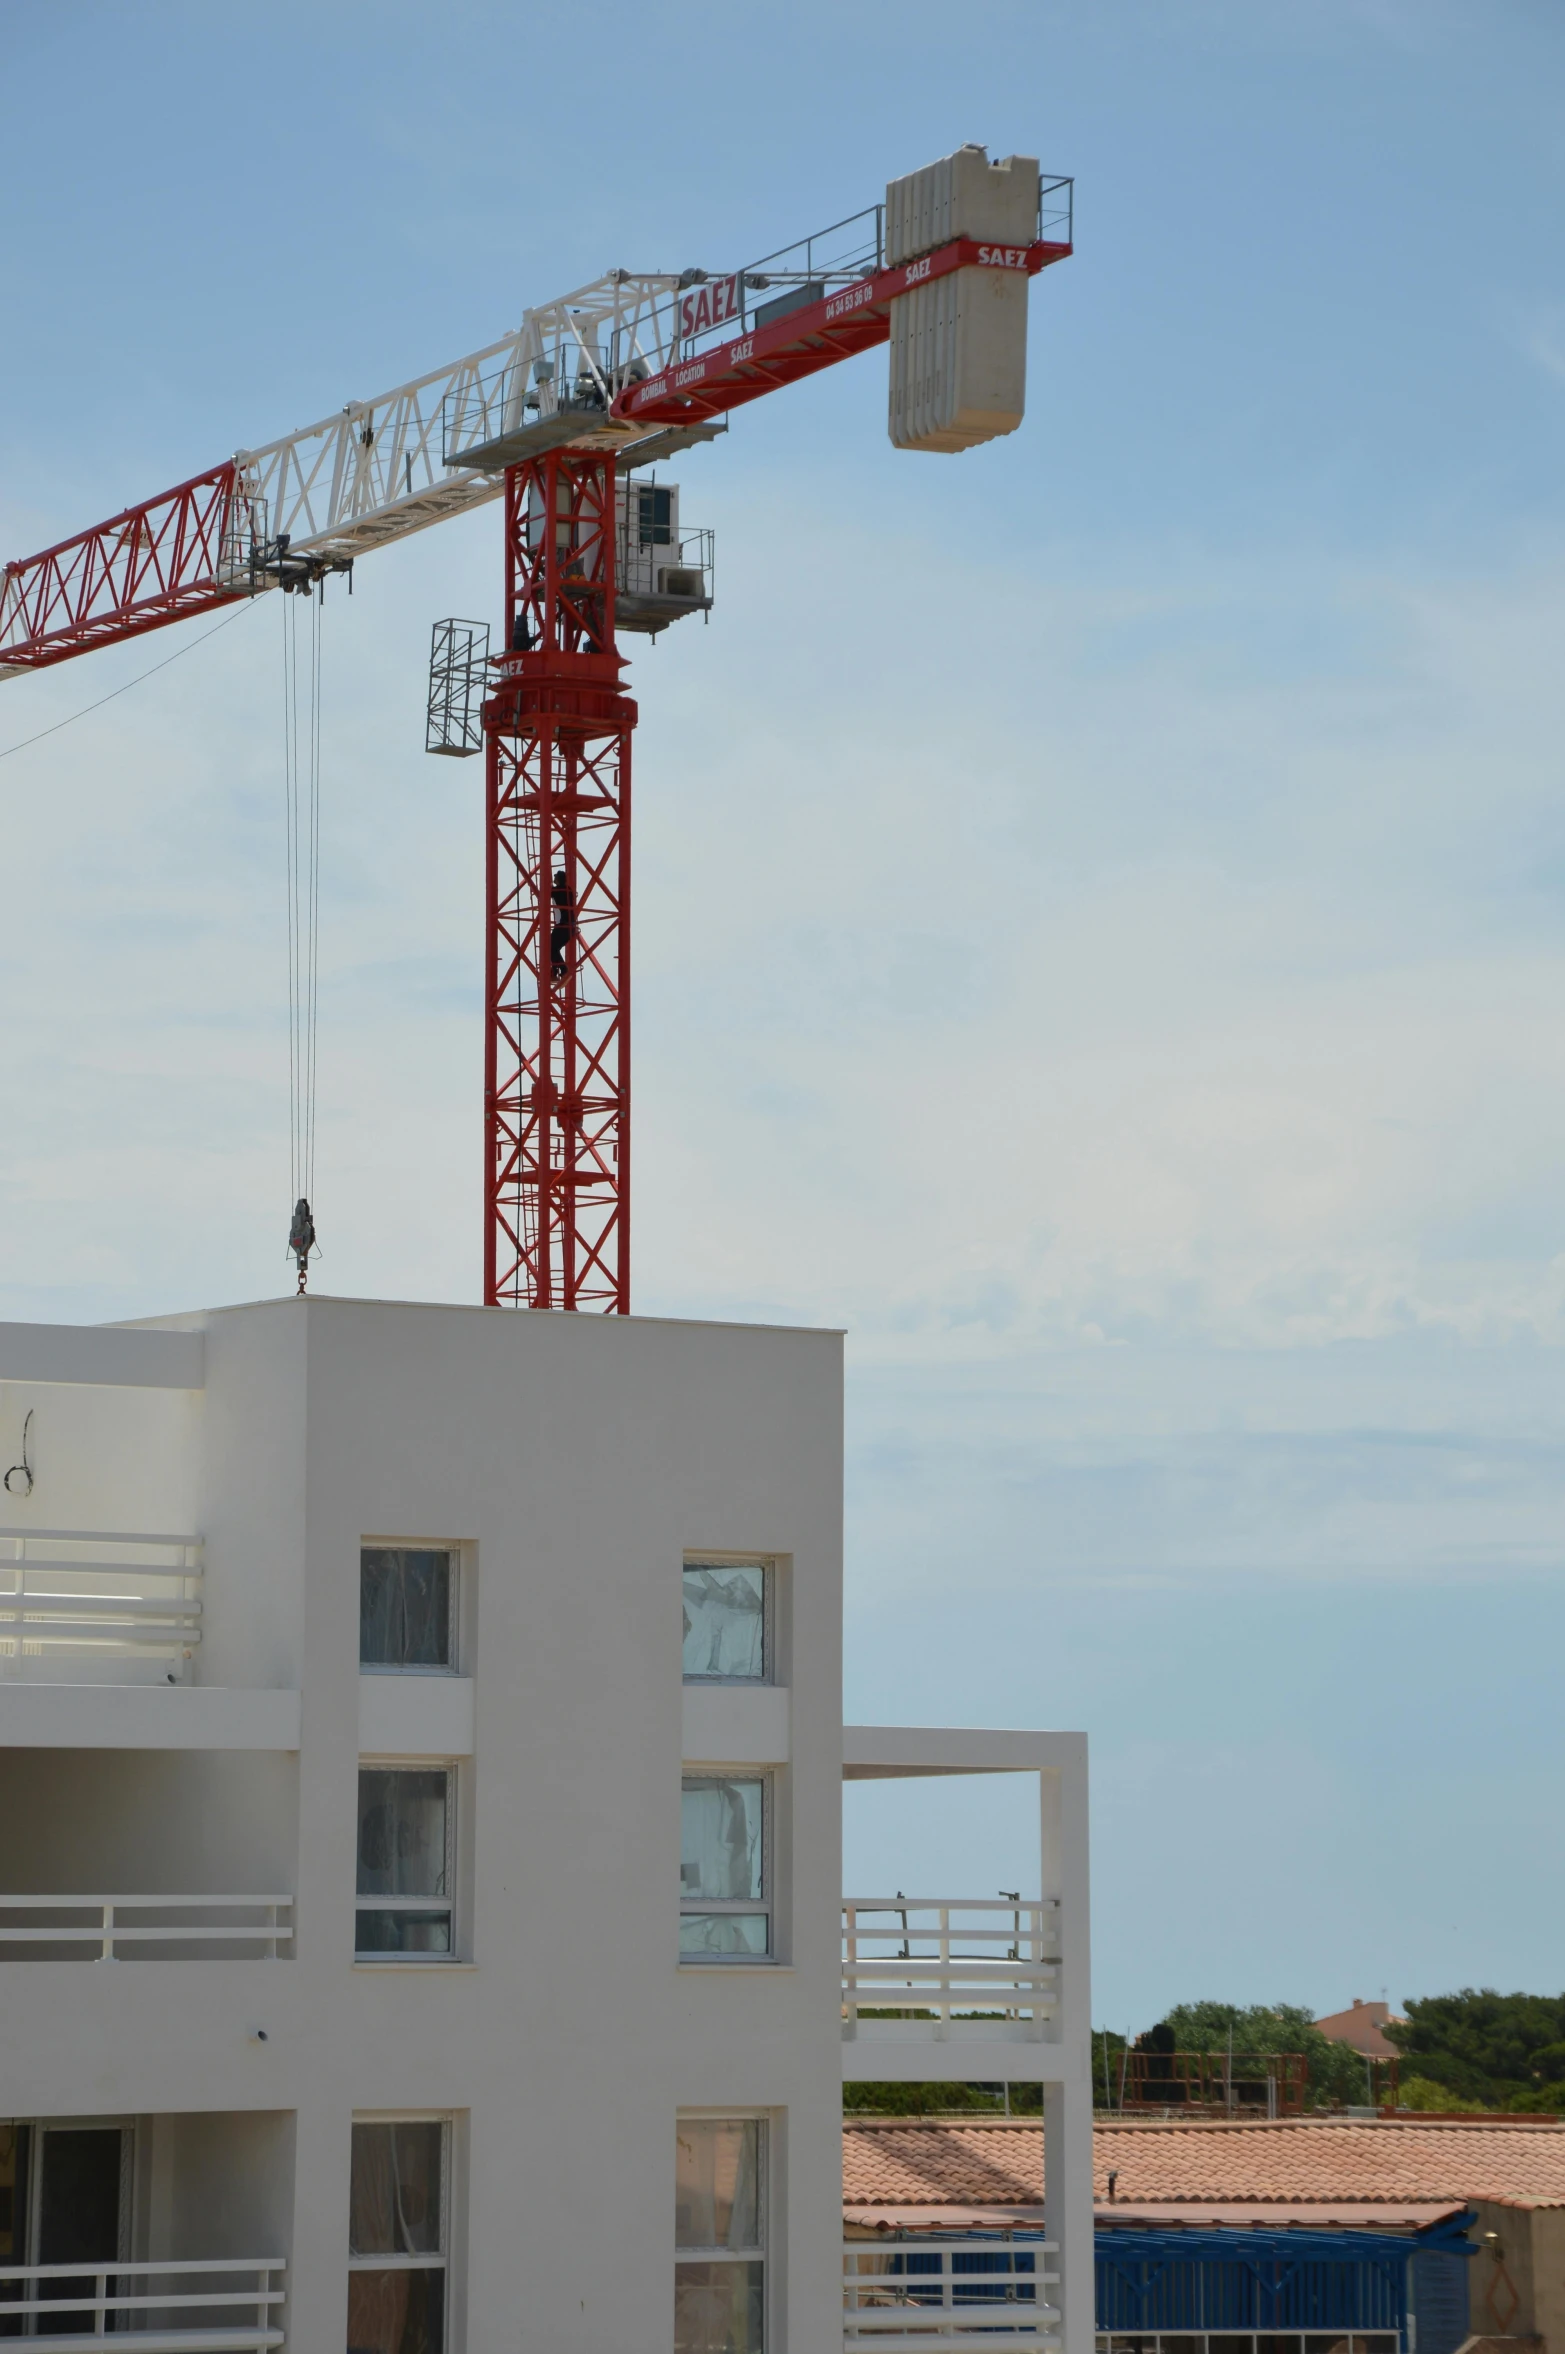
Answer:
[[0, 1295, 1091, 2354]]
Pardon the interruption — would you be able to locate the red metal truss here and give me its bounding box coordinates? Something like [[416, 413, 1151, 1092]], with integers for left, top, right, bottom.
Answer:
[[0, 462, 240, 673], [483, 452, 633, 1312], [613, 234, 1070, 431]]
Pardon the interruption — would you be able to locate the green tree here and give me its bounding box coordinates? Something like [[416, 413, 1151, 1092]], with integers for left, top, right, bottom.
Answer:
[[1387, 1991, 1565, 2113], [842, 2032, 1130, 2117], [843, 2082, 1008, 2116], [1092, 2029, 1130, 2110], [1149, 2001, 1371, 2110]]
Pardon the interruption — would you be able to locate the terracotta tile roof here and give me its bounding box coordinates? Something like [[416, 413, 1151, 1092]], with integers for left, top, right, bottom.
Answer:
[[848, 2200, 1467, 2234], [843, 2117, 1565, 2214]]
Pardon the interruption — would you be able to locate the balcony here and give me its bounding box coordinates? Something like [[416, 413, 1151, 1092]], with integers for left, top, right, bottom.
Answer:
[[0, 2256, 284, 2349], [844, 2238, 1060, 2349], [0, 1530, 202, 1685], [0, 1748, 297, 1960], [842, 1900, 1060, 2047], [0, 1893, 293, 1960]]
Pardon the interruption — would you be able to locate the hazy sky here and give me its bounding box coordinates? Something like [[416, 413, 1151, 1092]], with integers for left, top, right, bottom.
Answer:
[[2, 0, 1563, 2029]]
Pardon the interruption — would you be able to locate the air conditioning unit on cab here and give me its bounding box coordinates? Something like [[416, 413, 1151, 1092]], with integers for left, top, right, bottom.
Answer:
[[658, 566, 704, 599]]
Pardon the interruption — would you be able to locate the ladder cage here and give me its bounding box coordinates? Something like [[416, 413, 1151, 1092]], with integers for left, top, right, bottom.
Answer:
[[426, 617, 491, 756]]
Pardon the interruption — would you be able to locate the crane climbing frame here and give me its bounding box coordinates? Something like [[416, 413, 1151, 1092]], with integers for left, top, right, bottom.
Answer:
[[0, 153, 1072, 1315]]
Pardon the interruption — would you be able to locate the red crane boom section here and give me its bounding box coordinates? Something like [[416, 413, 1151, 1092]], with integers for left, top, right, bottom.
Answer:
[[0, 463, 239, 675]]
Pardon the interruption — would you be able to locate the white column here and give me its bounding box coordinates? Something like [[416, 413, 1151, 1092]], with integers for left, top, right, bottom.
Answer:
[[1045, 2076, 1095, 2354], [1042, 1734, 1093, 2354]]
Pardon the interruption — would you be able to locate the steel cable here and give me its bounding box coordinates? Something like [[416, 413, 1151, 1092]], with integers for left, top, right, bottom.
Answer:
[[281, 589, 323, 1259]]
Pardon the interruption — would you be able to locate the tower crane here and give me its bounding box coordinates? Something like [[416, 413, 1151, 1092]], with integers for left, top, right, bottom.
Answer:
[[0, 148, 1072, 1313]]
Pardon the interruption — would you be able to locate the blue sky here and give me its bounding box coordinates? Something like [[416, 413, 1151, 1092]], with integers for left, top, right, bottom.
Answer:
[[2, 0, 1564, 2029]]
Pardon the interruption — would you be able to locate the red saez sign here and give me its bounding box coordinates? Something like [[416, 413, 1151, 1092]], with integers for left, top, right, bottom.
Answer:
[[677, 273, 745, 340]]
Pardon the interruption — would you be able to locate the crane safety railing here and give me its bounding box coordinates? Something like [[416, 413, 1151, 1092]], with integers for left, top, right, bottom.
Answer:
[[617, 518, 715, 607], [0, 1893, 294, 1960], [654, 173, 1068, 374], [0, 1529, 203, 1678], [842, 1900, 1061, 2041], [0, 2255, 285, 2349], [845, 2239, 1061, 2349]]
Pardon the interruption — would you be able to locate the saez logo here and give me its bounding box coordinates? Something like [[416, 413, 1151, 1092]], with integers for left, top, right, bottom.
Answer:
[[976, 245, 1031, 269], [678, 274, 744, 339]]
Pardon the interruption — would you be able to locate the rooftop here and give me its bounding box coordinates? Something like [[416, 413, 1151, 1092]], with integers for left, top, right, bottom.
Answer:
[[842, 2115, 1565, 2222]]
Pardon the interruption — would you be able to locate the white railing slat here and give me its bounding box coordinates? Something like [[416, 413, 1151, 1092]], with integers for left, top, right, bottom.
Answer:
[[0, 1531, 204, 1675], [0, 1895, 293, 1958], [842, 1901, 1062, 2040], [0, 2255, 284, 2349], [845, 2239, 1060, 2347]]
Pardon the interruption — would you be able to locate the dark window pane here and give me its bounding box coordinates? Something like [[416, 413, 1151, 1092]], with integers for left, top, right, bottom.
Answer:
[[31, 2129, 123, 2335], [0, 2121, 27, 2261], [357, 1772, 449, 1897], [638, 486, 674, 548], [356, 1910, 453, 1956], [361, 1550, 452, 1668], [347, 2266, 445, 2354], [349, 2123, 444, 2258], [675, 2260, 764, 2354]]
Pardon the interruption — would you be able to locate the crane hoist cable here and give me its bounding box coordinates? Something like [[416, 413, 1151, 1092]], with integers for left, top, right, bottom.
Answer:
[[282, 584, 323, 1294]]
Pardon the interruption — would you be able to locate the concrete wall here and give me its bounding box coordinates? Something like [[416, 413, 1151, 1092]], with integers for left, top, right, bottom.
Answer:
[[0, 1372, 201, 1539], [1528, 2208, 1565, 2354], [144, 2109, 296, 2262], [0, 1749, 298, 1893], [1467, 2198, 1565, 2354]]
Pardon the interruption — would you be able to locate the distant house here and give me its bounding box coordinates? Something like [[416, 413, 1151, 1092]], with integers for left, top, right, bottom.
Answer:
[[1317, 1998, 1405, 2060], [844, 2113, 1565, 2354]]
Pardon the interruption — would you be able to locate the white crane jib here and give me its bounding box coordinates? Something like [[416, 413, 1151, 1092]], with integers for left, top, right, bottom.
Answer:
[[224, 269, 712, 587]]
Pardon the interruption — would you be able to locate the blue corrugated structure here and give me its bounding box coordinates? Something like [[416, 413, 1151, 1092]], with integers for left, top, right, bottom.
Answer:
[[879, 2219, 1472, 2354], [1094, 2221, 1473, 2354], [1409, 2238, 1474, 2354]]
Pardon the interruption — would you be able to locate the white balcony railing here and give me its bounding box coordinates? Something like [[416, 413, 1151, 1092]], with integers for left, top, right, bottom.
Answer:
[[842, 1900, 1061, 2042], [845, 2240, 1060, 2348], [0, 1528, 203, 1680], [0, 1895, 294, 1959], [0, 2255, 284, 2349]]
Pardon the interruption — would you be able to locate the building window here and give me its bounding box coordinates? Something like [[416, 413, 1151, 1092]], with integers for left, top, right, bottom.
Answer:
[[675, 2116, 765, 2354], [347, 2117, 447, 2354], [361, 1548, 456, 1671], [356, 1768, 454, 1957], [680, 1776, 768, 1958], [683, 1561, 768, 1682]]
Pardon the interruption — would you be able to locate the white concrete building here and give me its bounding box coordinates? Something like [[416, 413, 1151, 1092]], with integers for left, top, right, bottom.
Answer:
[[0, 1296, 1090, 2354]]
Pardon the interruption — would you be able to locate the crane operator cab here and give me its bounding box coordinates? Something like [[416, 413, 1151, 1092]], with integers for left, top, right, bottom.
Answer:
[[613, 475, 713, 635]]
